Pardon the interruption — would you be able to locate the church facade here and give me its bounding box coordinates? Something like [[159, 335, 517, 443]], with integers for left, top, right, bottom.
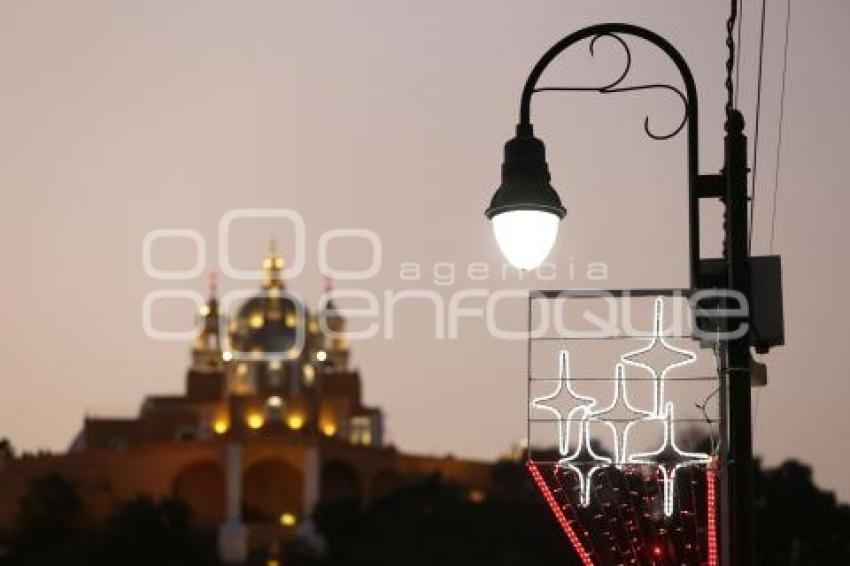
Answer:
[[0, 247, 491, 562]]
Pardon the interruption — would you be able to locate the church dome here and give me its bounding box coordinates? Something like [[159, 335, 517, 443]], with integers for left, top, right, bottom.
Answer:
[[232, 295, 306, 356], [228, 244, 308, 359]]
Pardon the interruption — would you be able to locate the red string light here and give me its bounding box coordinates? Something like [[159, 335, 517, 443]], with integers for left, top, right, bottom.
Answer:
[[652, 544, 663, 557], [527, 461, 595, 566], [706, 459, 719, 566], [532, 461, 717, 564]]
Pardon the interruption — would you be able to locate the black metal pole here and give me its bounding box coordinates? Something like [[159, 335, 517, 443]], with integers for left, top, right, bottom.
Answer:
[[517, 23, 702, 290], [724, 109, 753, 566]]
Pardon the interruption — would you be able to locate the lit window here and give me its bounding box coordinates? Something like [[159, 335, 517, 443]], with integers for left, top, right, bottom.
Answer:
[[350, 416, 372, 446], [316, 350, 327, 362], [269, 359, 282, 371], [249, 312, 264, 328], [267, 396, 283, 408], [237, 363, 248, 375], [246, 413, 264, 430], [286, 413, 304, 430], [285, 312, 297, 328], [222, 351, 233, 362], [321, 422, 337, 437], [279, 512, 296, 527]]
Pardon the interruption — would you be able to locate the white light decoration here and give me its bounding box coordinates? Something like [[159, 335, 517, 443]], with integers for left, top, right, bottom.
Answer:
[[491, 210, 560, 271], [588, 363, 653, 466], [531, 296, 711, 516], [559, 406, 612, 506], [531, 350, 595, 455], [628, 402, 710, 516], [620, 296, 696, 416]]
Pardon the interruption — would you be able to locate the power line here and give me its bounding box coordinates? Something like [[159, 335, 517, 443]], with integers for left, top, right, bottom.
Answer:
[[735, 0, 743, 107], [770, 0, 792, 253], [748, 0, 767, 250], [725, 0, 738, 117]]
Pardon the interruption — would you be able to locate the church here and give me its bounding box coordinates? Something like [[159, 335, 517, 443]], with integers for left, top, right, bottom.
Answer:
[[0, 246, 491, 563]]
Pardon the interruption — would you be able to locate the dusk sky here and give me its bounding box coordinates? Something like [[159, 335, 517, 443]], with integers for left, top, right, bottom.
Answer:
[[2, 0, 849, 502]]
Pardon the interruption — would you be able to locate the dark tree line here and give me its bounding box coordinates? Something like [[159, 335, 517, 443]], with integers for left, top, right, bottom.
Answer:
[[0, 457, 848, 565], [753, 459, 850, 564], [0, 474, 218, 566]]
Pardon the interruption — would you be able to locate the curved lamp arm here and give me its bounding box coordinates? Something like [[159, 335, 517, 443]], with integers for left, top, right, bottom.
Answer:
[[518, 23, 701, 289]]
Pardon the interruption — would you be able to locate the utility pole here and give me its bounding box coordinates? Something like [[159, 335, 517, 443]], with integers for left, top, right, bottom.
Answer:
[[724, 109, 754, 566]]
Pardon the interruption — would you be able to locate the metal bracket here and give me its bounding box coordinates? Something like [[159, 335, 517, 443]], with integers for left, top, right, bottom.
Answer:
[[698, 174, 725, 198]]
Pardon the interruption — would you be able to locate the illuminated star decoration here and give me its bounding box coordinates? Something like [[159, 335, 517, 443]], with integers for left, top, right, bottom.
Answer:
[[559, 406, 612, 506], [531, 350, 596, 456], [588, 363, 654, 466], [529, 296, 710, 514], [628, 402, 710, 516], [620, 296, 696, 416]]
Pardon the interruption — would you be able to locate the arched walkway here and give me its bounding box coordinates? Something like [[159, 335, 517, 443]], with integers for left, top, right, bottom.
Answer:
[[242, 458, 303, 523], [172, 460, 225, 527]]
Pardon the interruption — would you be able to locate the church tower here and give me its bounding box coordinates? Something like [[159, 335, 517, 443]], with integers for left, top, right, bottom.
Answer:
[[192, 273, 224, 373], [319, 277, 350, 372]]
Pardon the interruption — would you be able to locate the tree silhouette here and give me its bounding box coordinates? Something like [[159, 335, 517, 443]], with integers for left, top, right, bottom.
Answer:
[[0, 439, 13, 462], [100, 496, 219, 566], [1, 475, 219, 566], [3, 460, 849, 565], [308, 455, 850, 565], [309, 472, 576, 566], [6, 473, 97, 565], [754, 459, 850, 565]]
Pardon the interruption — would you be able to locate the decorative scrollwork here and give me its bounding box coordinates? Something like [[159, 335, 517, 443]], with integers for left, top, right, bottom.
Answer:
[[532, 33, 689, 141]]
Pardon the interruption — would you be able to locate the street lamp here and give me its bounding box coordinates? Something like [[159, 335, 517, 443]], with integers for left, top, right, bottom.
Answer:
[[486, 20, 764, 566], [485, 124, 565, 271], [486, 24, 701, 284]]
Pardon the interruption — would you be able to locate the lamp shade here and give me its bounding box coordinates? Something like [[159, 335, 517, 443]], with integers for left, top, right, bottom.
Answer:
[[485, 124, 566, 270]]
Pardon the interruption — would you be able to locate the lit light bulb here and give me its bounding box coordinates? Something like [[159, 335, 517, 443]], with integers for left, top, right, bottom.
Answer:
[[287, 413, 304, 430], [279, 512, 297, 527], [246, 413, 264, 429], [491, 210, 559, 271], [213, 419, 229, 434]]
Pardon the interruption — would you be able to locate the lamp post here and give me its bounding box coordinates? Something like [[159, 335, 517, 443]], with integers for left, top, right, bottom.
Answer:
[[486, 23, 754, 565]]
